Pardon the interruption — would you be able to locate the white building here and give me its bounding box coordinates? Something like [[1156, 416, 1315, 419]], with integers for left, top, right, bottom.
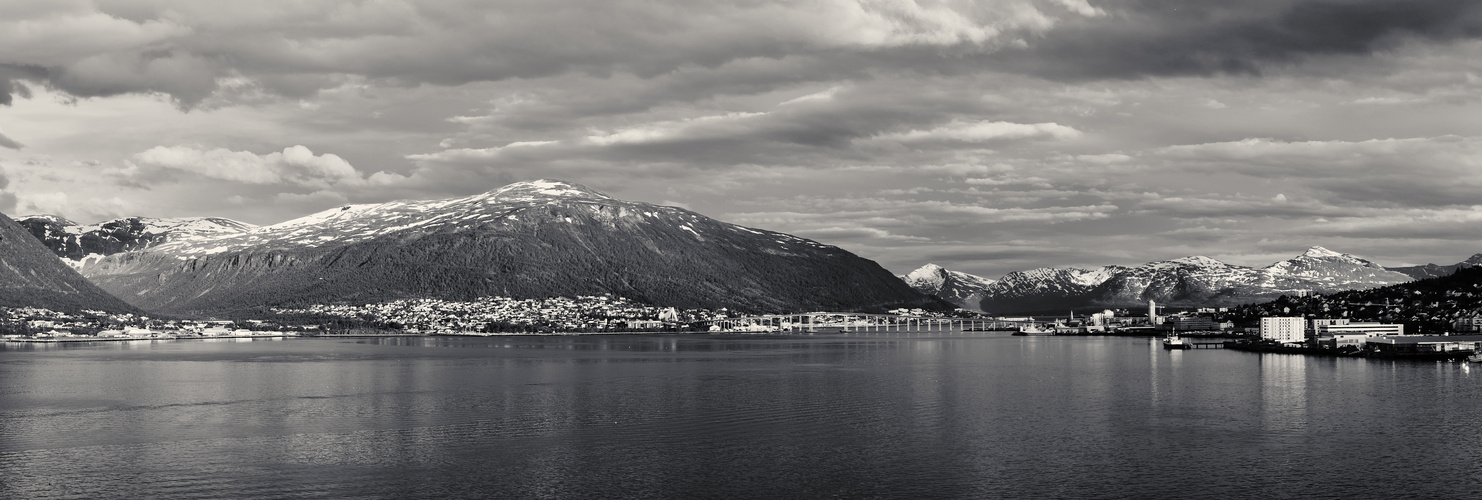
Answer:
[[1318, 322, 1403, 337], [1261, 317, 1306, 344]]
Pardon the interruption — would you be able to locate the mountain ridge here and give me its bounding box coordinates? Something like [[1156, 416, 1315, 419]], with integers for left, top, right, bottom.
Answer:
[[900, 263, 996, 310], [911, 246, 1470, 314], [17, 215, 256, 266], [0, 212, 139, 313], [69, 180, 941, 316]]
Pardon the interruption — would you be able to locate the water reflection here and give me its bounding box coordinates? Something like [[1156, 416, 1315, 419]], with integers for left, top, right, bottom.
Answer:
[[1259, 354, 1308, 435], [5, 335, 1482, 499]]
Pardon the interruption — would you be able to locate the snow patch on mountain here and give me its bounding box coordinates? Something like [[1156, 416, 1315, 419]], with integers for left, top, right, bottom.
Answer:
[[1070, 266, 1121, 286], [1169, 256, 1228, 268], [901, 263, 996, 310], [491, 179, 613, 202], [16, 214, 257, 262], [1301, 246, 1345, 259]]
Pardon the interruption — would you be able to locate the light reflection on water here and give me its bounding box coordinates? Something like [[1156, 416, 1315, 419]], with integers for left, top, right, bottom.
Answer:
[[2, 334, 1481, 499]]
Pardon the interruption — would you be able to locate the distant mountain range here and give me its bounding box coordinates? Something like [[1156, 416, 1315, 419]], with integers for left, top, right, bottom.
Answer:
[[0, 212, 138, 313], [16, 180, 1476, 319], [27, 180, 938, 316], [905, 248, 1482, 314]]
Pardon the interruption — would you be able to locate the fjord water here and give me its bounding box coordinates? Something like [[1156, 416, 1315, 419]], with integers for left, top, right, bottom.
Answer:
[[3, 335, 1480, 499]]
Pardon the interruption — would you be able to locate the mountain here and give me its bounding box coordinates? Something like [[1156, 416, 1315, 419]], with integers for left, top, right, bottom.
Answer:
[[16, 215, 255, 266], [1256, 246, 1413, 290], [913, 246, 1429, 314], [1092, 256, 1263, 306], [900, 264, 996, 310], [0, 212, 138, 312], [1386, 253, 1482, 280], [978, 266, 1124, 313], [74, 180, 938, 316]]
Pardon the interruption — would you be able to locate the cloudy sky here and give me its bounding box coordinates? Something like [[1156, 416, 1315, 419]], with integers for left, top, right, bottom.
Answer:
[[2, 0, 1481, 278]]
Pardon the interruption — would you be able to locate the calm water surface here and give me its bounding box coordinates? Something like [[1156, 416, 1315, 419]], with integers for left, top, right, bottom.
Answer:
[[2, 333, 1480, 499]]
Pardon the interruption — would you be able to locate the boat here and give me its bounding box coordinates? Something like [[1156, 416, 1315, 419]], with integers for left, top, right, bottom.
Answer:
[[1013, 324, 1052, 336], [1162, 334, 1190, 350]]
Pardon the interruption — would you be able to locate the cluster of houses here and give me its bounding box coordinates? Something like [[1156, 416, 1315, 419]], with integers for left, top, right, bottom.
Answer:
[[0, 306, 311, 340], [271, 295, 732, 333]]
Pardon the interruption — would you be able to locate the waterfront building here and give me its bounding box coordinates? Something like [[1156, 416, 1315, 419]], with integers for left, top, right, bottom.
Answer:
[[1365, 335, 1482, 355], [1260, 317, 1306, 344], [1161, 316, 1215, 331], [1320, 333, 1369, 349], [1317, 322, 1403, 337]]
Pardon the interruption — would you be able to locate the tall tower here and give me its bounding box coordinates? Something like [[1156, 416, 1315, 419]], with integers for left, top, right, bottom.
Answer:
[[1149, 300, 1159, 325]]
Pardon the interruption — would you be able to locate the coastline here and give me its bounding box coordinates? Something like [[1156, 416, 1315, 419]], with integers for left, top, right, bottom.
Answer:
[[2, 330, 716, 343], [4, 333, 302, 343]]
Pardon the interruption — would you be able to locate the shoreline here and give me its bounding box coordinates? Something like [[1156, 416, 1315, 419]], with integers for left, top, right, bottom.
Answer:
[[4, 334, 302, 343], [1, 330, 712, 343]]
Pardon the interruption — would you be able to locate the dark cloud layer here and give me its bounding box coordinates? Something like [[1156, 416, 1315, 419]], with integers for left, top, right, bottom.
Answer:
[[0, 167, 16, 212], [3, 0, 1478, 111], [5, 1, 1482, 277], [0, 64, 46, 106], [995, 0, 1482, 79]]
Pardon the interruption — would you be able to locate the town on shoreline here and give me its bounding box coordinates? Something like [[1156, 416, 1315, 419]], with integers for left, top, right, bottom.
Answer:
[[6, 296, 1481, 361]]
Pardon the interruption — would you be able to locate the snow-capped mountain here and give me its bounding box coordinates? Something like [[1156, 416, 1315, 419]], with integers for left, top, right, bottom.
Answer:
[[0, 213, 137, 312], [901, 264, 996, 310], [16, 215, 255, 267], [75, 180, 938, 315], [911, 246, 1439, 314], [976, 266, 1127, 312], [1256, 246, 1413, 290]]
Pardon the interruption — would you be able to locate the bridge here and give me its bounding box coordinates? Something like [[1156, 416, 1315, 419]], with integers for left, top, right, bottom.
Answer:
[[699, 312, 1047, 333]]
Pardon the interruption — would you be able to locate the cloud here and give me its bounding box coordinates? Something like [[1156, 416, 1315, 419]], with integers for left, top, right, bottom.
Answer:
[[0, 0, 1109, 107], [868, 120, 1082, 144], [1295, 207, 1482, 240], [0, 127, 22, 149], [129, 145, 379, 189], [1151, 135, 1482, 208], [991, 0, 1482, 80], [15, 191, 68, 216], [1133, 193, 1340, 219], [0, 64, 46, 106], [405, 141, 559, 162], [729, 197, 1117, 239], [0, 167, 15, 212], [586, 113, 767, 146]]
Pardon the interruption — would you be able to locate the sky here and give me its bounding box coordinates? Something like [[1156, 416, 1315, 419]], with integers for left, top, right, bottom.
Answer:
[[2, 0, 1481, 278]]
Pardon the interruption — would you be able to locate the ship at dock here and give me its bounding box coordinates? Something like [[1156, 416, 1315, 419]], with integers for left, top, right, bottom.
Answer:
[[1162, 334, 1191, 349]]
